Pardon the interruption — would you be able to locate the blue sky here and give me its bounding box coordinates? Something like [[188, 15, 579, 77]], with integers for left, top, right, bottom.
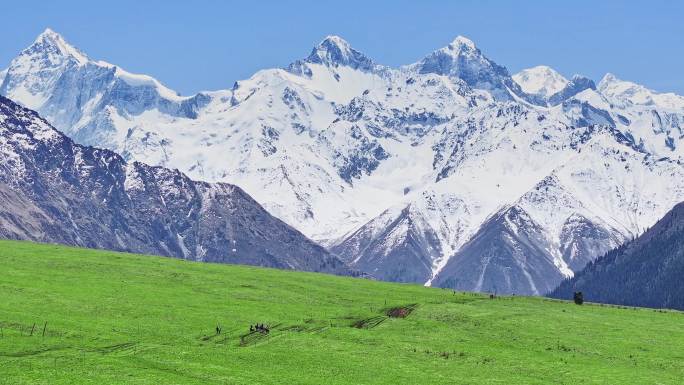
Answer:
[[3, 0, 683, 95]]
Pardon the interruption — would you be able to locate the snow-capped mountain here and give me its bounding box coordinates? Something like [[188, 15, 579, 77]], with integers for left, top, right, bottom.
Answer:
[[3, 29, 684, 294], [0, 28, 209, 148], [0, 95, 351, 275], [513, 65, 569, 98], [597, 73, 684, 156], [512, 66, 597, 107], [406, 36, 533, 103]]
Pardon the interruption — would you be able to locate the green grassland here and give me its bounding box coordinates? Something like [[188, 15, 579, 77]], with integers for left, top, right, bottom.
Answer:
[[0, 240, 683, 384]]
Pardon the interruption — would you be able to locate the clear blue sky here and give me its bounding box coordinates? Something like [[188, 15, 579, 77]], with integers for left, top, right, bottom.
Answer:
[[3, 0, 683, 95]]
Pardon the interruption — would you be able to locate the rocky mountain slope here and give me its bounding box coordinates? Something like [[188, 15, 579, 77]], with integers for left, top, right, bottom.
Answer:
[[549, 202, 684, 310], [0, 95, 350, 275], [3, 29, 684, 294]]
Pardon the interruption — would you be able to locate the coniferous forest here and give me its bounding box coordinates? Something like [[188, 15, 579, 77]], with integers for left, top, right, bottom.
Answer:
[[549, 202, 684, 310]]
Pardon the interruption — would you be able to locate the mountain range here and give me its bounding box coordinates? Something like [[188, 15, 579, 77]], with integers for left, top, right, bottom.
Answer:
[[0, 95, 350, 275], [3, 29, 684, 294]]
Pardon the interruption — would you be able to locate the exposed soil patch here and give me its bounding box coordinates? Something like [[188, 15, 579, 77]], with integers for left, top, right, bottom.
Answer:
[[239, 330, 270, 347], [352, 316, 386, 329], [386, 304, 418, 318]]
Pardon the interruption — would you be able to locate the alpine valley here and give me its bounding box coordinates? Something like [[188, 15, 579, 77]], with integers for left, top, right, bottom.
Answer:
[[3, 29, 684, 295]]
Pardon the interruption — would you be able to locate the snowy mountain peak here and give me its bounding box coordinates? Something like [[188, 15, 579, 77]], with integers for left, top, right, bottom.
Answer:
[[0, 29, 91, 110], [513, 65, 569, 97], [408, 36, 527, 102], [449, 35, 477, 51], [0, 28, 197, 141], [23, 30, 180, 98], [36, 27, 61, 41], [305, 35, 375, 70], [319, 35, 352, 51], [598, 73, 619, 89], [30, 28, 89, 65], [423, 35, 482, 64], [411, 36, 485, 74], [34, 28, 56, 42], [598, 73, 653, 106]]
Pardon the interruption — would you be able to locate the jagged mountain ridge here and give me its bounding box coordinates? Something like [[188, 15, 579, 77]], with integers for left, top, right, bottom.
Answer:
[[0, 95, 351, 275], [3, 29, 684, 294]]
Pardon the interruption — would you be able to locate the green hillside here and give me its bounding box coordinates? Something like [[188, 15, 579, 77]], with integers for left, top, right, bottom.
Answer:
[[1, 240, 683, 384]]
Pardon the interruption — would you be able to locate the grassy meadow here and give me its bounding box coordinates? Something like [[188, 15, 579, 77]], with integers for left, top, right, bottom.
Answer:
[[0, 240, 682, 384]]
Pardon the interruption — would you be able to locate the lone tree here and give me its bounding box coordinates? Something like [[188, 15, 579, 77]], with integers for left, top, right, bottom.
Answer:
[[573, 291, 584, 305]]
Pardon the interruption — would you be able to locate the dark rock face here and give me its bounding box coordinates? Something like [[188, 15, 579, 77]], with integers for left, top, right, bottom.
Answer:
[[306, 36, 375, 71], [559, 213, 621, 272], [287, 36, 377, 76], [549, 202, 684, 310], [548, 76, 596, 106], [562, 100, 616, 128], [431, 206, 564, 296], [427, 205, 621, 296], [0, 96, 351, 275], [331, 205, 441, 283]]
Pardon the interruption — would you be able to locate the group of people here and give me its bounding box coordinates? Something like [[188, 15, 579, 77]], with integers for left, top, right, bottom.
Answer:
[[250, 323, 269, 333]]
